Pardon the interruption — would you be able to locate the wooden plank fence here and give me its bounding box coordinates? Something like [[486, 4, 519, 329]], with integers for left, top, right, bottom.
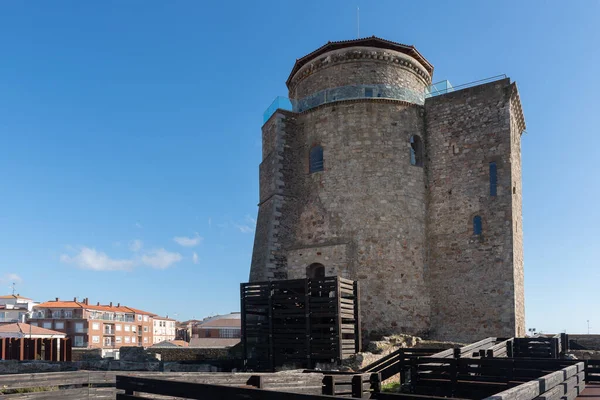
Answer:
[[0, 370, 325, 399], [241, 277, 361, 370]]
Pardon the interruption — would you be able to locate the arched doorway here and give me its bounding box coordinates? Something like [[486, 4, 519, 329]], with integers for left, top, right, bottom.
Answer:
[[306, 263, 325, 279]]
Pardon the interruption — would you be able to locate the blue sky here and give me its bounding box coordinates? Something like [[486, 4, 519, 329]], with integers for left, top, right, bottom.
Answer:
[[0, 1, 598, 333]]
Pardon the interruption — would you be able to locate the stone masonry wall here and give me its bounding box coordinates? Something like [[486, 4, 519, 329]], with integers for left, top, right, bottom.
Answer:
[[289, 47, 431, 100], [250, 111, 297, 281], [425, 79, 522, 342], [509, 85, 526, 336], [275, 100, 431, 337]]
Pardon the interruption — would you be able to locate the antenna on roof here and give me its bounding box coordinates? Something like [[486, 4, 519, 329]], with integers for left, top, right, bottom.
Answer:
[[11, 282, 16, 296], [357, 6, 360, 39]]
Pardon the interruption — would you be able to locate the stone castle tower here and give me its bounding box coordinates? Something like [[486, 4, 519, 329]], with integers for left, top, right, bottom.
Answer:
[[250, 37, 526, 343]]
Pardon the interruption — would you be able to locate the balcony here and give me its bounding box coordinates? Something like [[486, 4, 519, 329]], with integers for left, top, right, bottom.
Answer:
[[104, 330, 115, 335]]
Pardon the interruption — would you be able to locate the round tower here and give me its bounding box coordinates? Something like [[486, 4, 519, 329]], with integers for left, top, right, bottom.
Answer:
[[251, 37, 435, 337]]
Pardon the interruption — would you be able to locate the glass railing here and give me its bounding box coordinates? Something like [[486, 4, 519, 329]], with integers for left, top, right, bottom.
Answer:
[[263, 96, 293, 123], [425, 75, 507, 98], [425, 80, 454, 98]]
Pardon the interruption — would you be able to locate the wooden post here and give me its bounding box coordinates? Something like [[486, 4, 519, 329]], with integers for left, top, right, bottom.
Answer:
[[323, 375, 335, 395], [399, 349, 406, 384], [351, 374, 364, 398], [486, 349, 493, 358], [336, 277, 343, 364], [479, 349, 486, 358], [450, 358, 457, 397], [246, 375, 263, 389], [0, 338, 5, 360], [370, 372, 382, 393], [354, 281, 361, 353], [507, 340, 514, 358], [267, 281, 274, 372], [51, 338, 59, 361], [305, 278, 312, 369], [18, 338, 25, 361], [410, 359, 418, 393], [453, 347, 461, 359]]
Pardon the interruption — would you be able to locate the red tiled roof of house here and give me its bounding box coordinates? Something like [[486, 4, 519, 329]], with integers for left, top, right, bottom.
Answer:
[[0, 323, 66, 337], [0, 294, 32, 300], [35, 300, 156, 315]]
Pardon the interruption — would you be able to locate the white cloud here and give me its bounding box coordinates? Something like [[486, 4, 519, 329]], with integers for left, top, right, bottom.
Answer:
[[0, 273, 23, 283], [141, 248, 182, 269], [236, 224, 253, 233], [235, 215, 256, 234], [192, 252, 199, 264], [60, 247, 135, 271], [129, 239, 143, 252], [135, 222, 143, 229], [173, 232, 203, 247]]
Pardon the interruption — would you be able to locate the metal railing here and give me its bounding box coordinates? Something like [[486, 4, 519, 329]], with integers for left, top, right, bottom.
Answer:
[[425, 75, 507, 98]]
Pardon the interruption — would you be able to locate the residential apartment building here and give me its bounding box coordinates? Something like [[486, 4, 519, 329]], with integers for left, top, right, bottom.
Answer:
[[152, 316, 176, 344], [0, 294, 38, 324], [28, 298, 155, 351]]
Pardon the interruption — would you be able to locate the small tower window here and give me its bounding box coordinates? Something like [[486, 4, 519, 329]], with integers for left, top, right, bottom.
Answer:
[[489, 162, 497, 196], [365, 88, 373, 98], [309, 145, 324, 173], [410, 135, 423, 167], [473, 216, 483, 235], [307, 263, 325, 279]]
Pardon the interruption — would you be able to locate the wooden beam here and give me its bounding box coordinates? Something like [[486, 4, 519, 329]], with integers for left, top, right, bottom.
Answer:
[[116, 376, 341, 400]]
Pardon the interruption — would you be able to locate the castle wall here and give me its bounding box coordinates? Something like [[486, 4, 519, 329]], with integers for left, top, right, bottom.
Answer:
[[251, 40, 526, 344], [273, 100, 431, 337], [424, 79, 522, 342], [509, 85, 526, 336], [289, 47, 430, 104]]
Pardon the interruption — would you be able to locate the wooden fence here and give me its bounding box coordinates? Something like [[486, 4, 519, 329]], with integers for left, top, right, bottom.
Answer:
[[1, 338, 71, 361], [407, 357, 581, 399], [241, 277, 361, 370], [0, 370, 324, 399]]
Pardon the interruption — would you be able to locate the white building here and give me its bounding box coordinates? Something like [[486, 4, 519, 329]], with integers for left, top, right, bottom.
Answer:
[[152, 316, 176, 344], [0, 295, 38, 324]]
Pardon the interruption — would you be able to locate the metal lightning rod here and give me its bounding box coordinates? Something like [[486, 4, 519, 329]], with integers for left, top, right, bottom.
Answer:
[[357, 6, 360, 38]]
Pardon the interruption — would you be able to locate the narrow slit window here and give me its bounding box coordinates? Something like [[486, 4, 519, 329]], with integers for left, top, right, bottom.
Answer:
[[309, 145, 324, 173], [489, 162, 497, 196], [473, 216, 483, 235], [410, 135, 423, 167]]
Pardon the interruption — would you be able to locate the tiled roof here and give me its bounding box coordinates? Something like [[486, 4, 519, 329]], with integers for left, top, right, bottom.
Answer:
[[287, 36, 434, 86], [35, 300, 156, 315], [198, 318, 241, 328], [154, 316, 176, 321], [0, 323, 66, 337], [0, 295, 32, 300], [189, 338, 240, 348], [150, 340, 189, 348]]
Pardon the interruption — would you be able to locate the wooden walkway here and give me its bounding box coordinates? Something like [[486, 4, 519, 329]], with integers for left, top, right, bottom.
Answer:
[[578, 384, 600, 399]]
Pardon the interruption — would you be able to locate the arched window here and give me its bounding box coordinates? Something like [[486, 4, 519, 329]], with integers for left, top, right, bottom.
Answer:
[[489, 162, 497, 196], [410, 135, 423, 167], [306, 263, 325, 279], [309, 145, 324, 173], [473, 216, 483, 235]]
